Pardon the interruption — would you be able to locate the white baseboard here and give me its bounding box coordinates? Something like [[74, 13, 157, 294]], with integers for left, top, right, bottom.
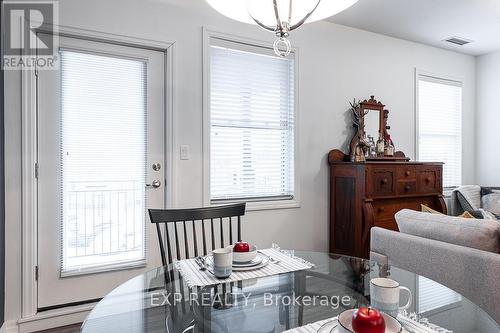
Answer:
[[3, 321, 18, 333], [6, 303, 95, 333]]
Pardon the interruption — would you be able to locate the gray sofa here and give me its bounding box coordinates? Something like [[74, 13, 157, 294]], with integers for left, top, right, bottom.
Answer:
[[370, 209, 500, 324]]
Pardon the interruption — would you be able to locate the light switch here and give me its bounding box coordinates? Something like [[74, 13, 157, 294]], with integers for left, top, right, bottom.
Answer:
[[180, 145, 190, 160]]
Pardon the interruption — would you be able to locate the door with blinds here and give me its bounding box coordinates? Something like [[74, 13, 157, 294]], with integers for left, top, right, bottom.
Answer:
[[37, 35, 165, 308]]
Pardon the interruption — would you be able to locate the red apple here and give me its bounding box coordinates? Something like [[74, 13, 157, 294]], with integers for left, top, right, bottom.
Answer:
[[233, 241, 250, 252], [352, 307, 385, 333]]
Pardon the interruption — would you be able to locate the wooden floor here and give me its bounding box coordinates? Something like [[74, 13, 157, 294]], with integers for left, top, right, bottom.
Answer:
[[35, 324, 81, 333]]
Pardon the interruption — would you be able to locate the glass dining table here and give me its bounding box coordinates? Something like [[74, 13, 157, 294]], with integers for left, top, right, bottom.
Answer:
[[81, 251, 499, 333]]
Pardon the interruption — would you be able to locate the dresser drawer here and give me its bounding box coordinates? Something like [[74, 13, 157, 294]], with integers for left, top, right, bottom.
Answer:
[[373, 203, 396, 220], [374, 218, 399, 232], [396, 166, 417, 180], [372, 198, 438, 221], [417, 166, 442, 194], [397, 181, 417, 195], [367, 167, 396, 197]]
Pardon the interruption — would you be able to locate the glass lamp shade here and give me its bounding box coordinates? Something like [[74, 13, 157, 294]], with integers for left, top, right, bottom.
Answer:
[[205, 0, 358, 26], [206, 0, 358, 57]]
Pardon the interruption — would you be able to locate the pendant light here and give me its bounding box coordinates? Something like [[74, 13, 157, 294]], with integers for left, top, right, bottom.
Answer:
[[206, 0, 358, 56]]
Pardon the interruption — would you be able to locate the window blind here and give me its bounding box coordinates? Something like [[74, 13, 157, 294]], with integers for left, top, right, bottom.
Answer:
[[417, 75, 462, 188], [418, 276, 462, 313], [209, 38, 295, 201], [60, 50, 147, 274]]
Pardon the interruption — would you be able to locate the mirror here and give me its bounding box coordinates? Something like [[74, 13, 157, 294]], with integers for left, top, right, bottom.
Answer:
[[364, 109, 380, 140], [349, 96, 386, 162], [347, 95, 409, 162]]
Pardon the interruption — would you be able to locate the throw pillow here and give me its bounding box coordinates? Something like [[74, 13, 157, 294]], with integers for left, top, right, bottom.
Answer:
[[395, 209, 500, 253], [460, 211, 475, 218], [421, 204, 473, 218], [420, 204, 443, 215], [480, 188, 500, 219], [468, 210, 485, 219], [456, 185, 481, 211]]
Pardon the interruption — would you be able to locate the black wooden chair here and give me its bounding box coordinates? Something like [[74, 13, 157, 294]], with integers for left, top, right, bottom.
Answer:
[[148, 203, 246, 332], [148, 203, 246, 266]]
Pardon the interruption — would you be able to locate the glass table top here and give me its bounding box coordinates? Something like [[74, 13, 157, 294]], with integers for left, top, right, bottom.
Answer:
[[81, 251, 499, 333]]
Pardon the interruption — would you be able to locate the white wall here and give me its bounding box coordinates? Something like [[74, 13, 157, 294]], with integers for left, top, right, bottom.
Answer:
[[477, 50, 500, 185], [3, 0, 476, 323]]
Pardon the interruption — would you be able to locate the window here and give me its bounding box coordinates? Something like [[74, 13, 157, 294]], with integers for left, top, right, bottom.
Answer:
[[418, 276, 462, 314], [417, 74, 462, 188], [61, 50, 147, 273], [208, 37, 295, 202]]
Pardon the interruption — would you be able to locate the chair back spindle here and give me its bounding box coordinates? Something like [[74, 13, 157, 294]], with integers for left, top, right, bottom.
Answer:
[[149, 203, 246, 266]]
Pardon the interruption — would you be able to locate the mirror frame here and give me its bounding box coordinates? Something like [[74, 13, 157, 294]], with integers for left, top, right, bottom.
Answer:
[[358, 96, 387, 141]]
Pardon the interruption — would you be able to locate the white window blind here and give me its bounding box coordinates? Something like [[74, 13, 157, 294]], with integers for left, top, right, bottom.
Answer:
[[418, 276, 462, 314], [61, 50, 147, 274], [417, 75, 462, 188], [209, 38, 295, 201]]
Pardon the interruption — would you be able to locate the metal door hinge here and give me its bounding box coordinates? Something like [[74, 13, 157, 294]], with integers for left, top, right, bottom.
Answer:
[[35, 266, 39, 281], [35, 163, 39, 179]]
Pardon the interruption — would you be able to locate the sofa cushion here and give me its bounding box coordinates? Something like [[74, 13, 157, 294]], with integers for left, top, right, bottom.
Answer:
[[395, 209, 500, 253]]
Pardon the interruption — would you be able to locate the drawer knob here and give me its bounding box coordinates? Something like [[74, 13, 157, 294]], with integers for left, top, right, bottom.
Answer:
[[425, 177, 431, 183], [404, 185, 411, 191], [381, 178, 388, 184], [405, 171, 411, 176], [378, 207, 385, 212]]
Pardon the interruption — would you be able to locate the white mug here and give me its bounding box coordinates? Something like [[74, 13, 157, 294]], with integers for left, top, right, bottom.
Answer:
[[212, 247, 233, 278], [370, 277, 412, 317]]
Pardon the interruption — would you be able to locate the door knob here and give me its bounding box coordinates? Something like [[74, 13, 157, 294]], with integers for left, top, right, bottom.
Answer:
[[152, 163, 161, 171], [146, 180, 161, 188]]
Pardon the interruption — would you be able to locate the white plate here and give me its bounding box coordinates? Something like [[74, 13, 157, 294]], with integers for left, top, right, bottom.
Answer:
[[232, 257, 269, 271], [205, 255, 270, 271], [232, 253, 265, 267], [338, 309, 402, 333], [317, 319, 338, 333]]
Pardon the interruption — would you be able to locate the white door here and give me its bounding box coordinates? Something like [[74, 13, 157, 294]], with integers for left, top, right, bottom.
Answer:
[[37, 35, 165, 308]]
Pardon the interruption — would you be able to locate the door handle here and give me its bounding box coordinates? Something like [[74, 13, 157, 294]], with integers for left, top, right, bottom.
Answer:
[[146, 180, 161, 188]]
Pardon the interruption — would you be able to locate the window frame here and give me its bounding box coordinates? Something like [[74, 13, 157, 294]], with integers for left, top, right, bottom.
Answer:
[[202, 29, 300, 211], [415, 69, 463, 192]]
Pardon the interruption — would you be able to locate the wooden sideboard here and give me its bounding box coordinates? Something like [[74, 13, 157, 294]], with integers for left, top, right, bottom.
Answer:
[[328, 151, 446, 259]]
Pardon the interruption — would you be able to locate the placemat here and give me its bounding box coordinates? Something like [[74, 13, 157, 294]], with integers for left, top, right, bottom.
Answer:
[[397, 311, 453, 333], [174, 248, 313, 288], [283, 317, 338, 333], [282, 312, 452, 333]]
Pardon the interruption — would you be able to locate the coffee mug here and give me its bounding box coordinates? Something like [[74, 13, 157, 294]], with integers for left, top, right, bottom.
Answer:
[[212, 247, 233, 278], [370, 277, 412, 317]]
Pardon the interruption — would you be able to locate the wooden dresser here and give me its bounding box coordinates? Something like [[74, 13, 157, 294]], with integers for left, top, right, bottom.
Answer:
[[328, 151, 446, 259]]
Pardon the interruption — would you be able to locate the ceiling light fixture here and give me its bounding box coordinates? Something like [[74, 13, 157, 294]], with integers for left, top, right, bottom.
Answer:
[[206, 0, 358, 57]]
